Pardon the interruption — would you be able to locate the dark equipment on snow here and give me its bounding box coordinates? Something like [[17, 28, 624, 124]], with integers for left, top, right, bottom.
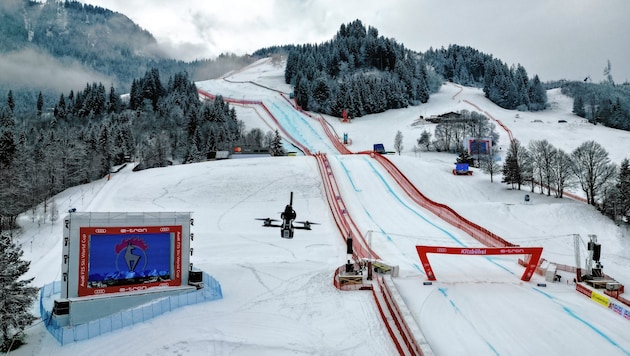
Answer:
[[453, 163, 473, 175], [256, 192, 318, 239]]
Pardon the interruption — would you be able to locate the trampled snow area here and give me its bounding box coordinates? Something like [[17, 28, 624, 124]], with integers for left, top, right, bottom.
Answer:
[[16, 58, 630, 355]]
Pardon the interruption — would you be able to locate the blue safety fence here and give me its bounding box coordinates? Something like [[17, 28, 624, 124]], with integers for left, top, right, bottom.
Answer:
[[40, 272, 222, 345]]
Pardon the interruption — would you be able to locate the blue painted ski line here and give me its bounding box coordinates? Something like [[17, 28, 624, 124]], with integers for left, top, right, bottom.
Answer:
[[438, 287, 499, 355], [533, 287, 630, 355], [361, 157, 466, 247], [267, 99, 336, 154]]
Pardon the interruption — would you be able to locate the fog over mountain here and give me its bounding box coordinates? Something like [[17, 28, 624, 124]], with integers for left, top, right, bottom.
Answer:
[[80, 0, 630, 82], [0, 48, 111, 92], [0, 0, 253, 92]]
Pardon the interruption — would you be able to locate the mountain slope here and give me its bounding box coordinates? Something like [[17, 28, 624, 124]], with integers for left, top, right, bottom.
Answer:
[[16, 58, 630, 355], [0, 0, 254, 92], [0, 0, 162, 90]]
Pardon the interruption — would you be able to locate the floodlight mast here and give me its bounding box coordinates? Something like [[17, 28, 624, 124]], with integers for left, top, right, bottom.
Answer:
[[574, 234, 602, 282]]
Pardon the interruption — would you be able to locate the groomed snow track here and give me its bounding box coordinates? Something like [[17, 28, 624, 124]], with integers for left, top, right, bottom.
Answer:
[[202, 88, 630, 355], [198, 88, 537, 355], [198, 89, 430, 355], [197, 80, 630, 354], [315, 152, 430, 356]]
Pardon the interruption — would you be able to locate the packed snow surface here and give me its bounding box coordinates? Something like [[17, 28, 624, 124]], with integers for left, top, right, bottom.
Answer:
[[17, 58, 630, 355]]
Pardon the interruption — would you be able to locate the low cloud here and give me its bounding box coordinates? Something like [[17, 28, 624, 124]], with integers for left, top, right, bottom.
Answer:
[[78, 0, 630, 81], [0, 48, 113, 92], [0, 0, 23, 12]]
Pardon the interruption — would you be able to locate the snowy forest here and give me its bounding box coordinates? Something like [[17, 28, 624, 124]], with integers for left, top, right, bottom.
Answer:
[[282, 20, 442, 118], [424, 44, 548, 111], [564, 79, 630, 130], [280, 24, 548, 119], [0, 1, 254, 101], [9, 1, 254, 88], [0, 69, 273, 233]]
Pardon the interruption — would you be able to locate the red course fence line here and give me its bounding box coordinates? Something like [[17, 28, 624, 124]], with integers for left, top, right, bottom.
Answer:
[[280, 92, 352, 155], [199, 89, 377, 256], [198, 89, 312, 155], [314, 153, 380, 260], [200, 88, 429, 353], [462, 97, 592, 207], [371, 278, 416, 356], [372, 153, 516, 248], [463, 99, 514, 142], [309, 105, 510, 248], [317, 116, 353, 154], [376, 276, 425, 355]]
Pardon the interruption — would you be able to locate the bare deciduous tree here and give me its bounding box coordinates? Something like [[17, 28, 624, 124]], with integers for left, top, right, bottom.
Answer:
[[571, 140, 617, 206], [394, 130, 403, 155]]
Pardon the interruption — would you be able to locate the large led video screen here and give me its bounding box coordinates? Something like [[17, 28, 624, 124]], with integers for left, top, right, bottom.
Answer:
[[78, 226, 182, 296], [468, 139, 491, 155]]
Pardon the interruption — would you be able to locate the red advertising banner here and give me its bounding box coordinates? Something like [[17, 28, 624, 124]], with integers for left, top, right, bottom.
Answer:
[[78, 226, 182, 297], [416, 245, 543, 282]]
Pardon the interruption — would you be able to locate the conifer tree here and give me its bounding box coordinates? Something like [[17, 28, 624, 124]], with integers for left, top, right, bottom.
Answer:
[[417, 130, 432, 151], [616, 158, 630, 221], [36, 92, 43, 118], [0, 237, 38, 352], [108, 85, 121, 114], [7, 91, 14, 114], [572, 95, 586, 117], [502, 139, 527, 190], [0, 108, 16, 168], [456, 150, 475, 166], [270, 129, 285, 156]]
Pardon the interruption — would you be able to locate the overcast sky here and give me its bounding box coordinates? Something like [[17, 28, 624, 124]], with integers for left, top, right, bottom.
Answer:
[[79, 0, 630, 82]]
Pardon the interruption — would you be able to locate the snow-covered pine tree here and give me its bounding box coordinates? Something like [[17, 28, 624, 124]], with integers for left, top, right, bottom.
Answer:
[[502, 139, 528, 190], [6, 91, 14, 114], [502, 153, 521, 189], [0, 237, 38, 352], [270, 129, 285, 156], [456, 150, 474, 165], [617, 158, 630, 221]]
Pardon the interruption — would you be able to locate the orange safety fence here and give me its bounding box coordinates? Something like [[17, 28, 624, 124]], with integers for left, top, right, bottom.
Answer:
[[314, 153, 380, 261]]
